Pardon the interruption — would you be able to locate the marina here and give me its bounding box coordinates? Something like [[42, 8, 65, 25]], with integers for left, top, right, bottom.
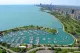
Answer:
[[0, 5, 74, 46], [0, 29, 74, 46]]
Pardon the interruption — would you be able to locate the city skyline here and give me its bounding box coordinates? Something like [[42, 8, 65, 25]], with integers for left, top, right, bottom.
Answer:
[[0, 0, 79, 6]]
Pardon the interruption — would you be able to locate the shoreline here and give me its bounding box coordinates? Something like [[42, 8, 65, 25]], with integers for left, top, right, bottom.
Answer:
[[46, 12, 76, 46], [40, 9, 76, 45], [0, 25, 57, 35]]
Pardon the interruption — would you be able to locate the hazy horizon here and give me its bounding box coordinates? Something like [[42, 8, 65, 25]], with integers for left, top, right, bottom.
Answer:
[[0, 0, 79, 6]]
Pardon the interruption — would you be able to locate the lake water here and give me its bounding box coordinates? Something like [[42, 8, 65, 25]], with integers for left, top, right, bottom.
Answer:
[[0, 5, 74, 45]]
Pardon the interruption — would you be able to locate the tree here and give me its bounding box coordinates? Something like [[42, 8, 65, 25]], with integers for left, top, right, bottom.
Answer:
[[62, 51, 67, 53], [78, 44, 80, 47], [68, 45, 72, 47], [7, 44, 11, 48], [54, 44, 57, 47], [2, 49, 6, 53], [69, 49, 74, 52], [78, 47, 80, 51], [57, 48, 62, 51], [21, 48, 26, 53], [55, 50, 58, 53], [32, 44, 37, 48], [0, 42, 2, 44], [71, 32, 76, 35], [2, 42, 7, 46], [51, 47, 54, 50]]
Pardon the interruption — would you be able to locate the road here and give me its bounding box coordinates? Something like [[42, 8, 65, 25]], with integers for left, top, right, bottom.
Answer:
[[27, 47, 79, 53], [0, 45, 17, 53], [0, 45, 79, 53]]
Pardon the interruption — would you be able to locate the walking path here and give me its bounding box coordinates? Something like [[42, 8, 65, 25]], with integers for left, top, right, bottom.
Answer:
[[0, 45, 17, 53], [0, 44, 79, 53], [27, 47, 79, 53]]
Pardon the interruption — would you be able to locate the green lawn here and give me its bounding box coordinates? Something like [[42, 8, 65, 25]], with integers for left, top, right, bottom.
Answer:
[[10, 47, 21, 52], [54, 49, 80, 53], [49, 12, 80, 36], [29, 50, 36, 53], [0, 50, 2, 53], [73, 52, 80, 53]]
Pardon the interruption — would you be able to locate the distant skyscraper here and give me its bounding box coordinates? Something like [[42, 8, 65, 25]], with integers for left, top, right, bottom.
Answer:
[[72, 9, 74, 14], [50, 3, 52, 5], [40, 3, 42, 5]]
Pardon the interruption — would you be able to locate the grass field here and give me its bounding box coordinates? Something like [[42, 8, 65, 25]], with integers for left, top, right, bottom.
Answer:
[[49, 12, 80, 38], [0, 50, 2, 53], [54, 49, 80, 53]]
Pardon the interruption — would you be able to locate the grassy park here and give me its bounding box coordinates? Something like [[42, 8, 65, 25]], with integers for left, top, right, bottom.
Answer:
[[48, 11, 80, 37], [47, 11, 80, 47], [54, 48, 80, 53]]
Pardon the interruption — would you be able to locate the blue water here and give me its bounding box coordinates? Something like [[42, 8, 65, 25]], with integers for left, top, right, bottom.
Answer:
[[0, 5, 74, 45]]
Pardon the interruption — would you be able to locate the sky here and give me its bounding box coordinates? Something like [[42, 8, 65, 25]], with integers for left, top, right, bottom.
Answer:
[[0, 0, 79, 6]]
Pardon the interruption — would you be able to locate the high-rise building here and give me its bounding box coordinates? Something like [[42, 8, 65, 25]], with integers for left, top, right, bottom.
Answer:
[[72, 9, 74, 14]]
